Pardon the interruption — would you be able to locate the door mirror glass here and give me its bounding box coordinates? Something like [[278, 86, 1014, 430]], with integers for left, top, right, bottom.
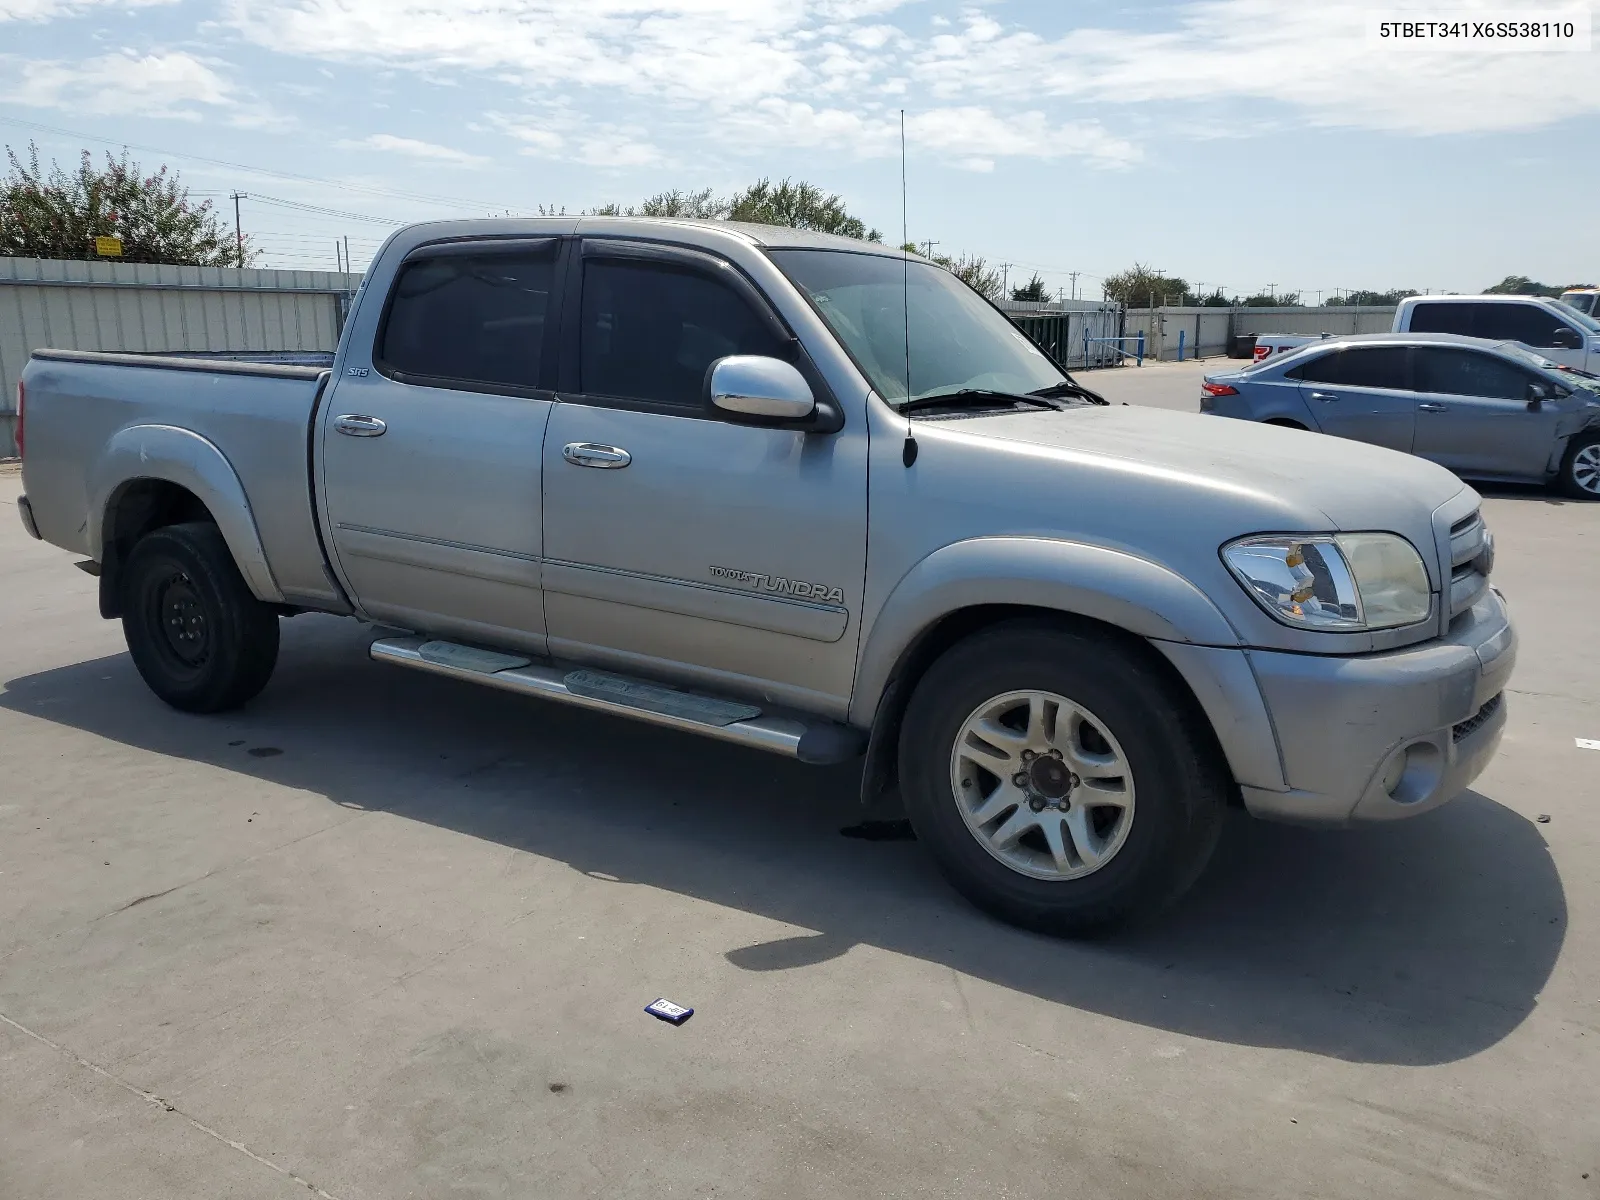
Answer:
[[1552, 325, 1583, 350], [708, 356, 816, 422], [1527, 382, 1551, 407]]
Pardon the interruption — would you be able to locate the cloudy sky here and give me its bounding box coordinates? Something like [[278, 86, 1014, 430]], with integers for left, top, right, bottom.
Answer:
[[0, 0, 1595, 298]]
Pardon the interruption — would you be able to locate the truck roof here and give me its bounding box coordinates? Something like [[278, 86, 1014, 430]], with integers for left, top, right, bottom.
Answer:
[[394, 215, 909, 258]]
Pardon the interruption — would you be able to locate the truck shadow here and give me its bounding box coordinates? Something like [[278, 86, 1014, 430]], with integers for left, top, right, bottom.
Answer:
[[2, 615, 1565, 1068]]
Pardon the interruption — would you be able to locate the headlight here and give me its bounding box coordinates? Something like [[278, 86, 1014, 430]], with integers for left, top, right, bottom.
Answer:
[[1222, 533, 1431, 631]]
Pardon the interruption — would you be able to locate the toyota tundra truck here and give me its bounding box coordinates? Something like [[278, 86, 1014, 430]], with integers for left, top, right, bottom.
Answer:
[[13, 217, 1516, 934]]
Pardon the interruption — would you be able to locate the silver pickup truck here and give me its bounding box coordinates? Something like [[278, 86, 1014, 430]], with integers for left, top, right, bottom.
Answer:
[[14, 217, 1516, 934]]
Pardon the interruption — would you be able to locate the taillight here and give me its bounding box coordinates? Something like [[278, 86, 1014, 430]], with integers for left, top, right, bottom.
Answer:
[[13, 380, 21, 460], [1201, 382, 1239, 397]]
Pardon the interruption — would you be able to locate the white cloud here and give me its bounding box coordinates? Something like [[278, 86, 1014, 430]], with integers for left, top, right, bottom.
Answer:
[[0, 0, 172, 20], [917, 2, 1600, 137], [342, 133, 488, 166], [6, 50, 235, 119]]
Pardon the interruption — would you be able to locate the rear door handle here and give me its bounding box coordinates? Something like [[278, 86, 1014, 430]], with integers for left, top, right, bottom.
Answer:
[[334, 414, 387, 437], [1309, 391, 1339, 402], [1419, 403, 1449, 412], [563, 442, 632, 469]]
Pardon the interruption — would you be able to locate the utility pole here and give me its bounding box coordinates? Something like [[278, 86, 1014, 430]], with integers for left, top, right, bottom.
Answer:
[[230, 192, 247, 265], [921, 239, 940, 261], [344, 235, 351, 276], [999, 262, 1012, 297], [1267, 282, 1276, 301], [1068, 270, 1080, 301]]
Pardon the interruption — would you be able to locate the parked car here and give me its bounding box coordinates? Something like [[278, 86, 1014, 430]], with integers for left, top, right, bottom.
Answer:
[[1561, 288, 1599, 318], [1200, 333, 1600, 496], [15, 217, 1514, 935], [1249, 294, 1600, 373]]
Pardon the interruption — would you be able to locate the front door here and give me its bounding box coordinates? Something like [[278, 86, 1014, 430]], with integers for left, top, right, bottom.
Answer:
[[1293, 345, 1416, 452], [319, 237, 562, 653], [539, 241, 868, 717], [1411, 346, 1562, 478]]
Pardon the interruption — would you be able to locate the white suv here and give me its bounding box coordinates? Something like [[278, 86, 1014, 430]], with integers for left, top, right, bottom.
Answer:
[[1396, 294, 1600, 374]]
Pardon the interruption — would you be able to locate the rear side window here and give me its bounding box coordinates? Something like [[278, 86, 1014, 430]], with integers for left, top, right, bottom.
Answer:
[[1414, 348, 1535, 401], [579, 259, 785, 410], [379, 246, 556, 390], [1291, 346, 1408, 388], [1408, 303, 1474, 336], [1474, 302, 1573, 349]]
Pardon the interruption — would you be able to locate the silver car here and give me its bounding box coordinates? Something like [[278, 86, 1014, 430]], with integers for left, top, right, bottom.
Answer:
[[1201, 333, 1600, 498]]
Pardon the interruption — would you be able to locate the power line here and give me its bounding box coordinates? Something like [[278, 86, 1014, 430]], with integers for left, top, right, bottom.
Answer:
[[0, 113, 520, 214]]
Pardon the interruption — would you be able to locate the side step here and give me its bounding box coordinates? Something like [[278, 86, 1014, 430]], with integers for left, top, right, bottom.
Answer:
[[369, 636, 865, 765]]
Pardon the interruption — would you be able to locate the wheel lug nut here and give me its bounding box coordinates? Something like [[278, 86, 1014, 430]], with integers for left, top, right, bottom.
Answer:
[[1049, 748, 1064, 760], [1021, 750, 1036, 762], [1012, 773, 1029, 788], [1029, 797, 1045, 812]]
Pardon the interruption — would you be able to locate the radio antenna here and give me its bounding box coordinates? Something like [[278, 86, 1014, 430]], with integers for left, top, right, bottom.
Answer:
[[900, 109, 918, 468]]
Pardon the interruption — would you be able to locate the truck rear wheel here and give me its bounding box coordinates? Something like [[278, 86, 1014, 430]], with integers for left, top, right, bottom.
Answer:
[[898, 621, 1227, 936], [121, 522, 280, 713]]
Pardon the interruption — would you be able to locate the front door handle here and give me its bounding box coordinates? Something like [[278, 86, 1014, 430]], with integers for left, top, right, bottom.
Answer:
[[1308, 391, 1339, 402], [334, 414, 387, 437], [1419, 402, 1449, 413], [562, 442, 632, 469]]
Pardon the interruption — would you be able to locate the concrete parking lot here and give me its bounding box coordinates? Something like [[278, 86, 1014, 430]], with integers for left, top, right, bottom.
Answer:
[[2, 438, 1598, 1197]]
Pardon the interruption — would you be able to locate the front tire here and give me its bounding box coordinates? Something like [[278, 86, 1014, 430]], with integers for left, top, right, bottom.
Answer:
[[1558, 433, 1600, 500], [121, 522, 280, 713], [899, 621, 1227, 936]]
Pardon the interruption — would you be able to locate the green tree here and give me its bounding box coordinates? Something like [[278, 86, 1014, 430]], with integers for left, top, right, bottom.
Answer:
[[726, 178, 881, 240], [1327, 288, 1418, 306], [1240, 291, 1300, 307], [1103, 263, 1190, 309], [1192, 289, 1233, 307], [1483, 275, 1563, 298], [1011, 272, 1050, 302], [1, 142, 250, 266], [590, 178, 881, 241]]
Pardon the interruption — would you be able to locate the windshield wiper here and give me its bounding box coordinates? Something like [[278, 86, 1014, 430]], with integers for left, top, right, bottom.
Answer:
[[895, 388, 1064, 415], [1029, 379, 1108, 405]]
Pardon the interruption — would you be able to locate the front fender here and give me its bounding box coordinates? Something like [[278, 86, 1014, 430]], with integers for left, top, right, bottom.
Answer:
[[849, 536, 1241, 727], [88, 424, 283, 603]]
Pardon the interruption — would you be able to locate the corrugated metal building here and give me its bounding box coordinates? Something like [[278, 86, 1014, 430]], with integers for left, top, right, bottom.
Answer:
[[0, 256, 362, 458]]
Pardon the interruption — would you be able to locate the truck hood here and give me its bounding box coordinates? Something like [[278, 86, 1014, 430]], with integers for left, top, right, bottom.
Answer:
[[949, 404, 1468, 534]]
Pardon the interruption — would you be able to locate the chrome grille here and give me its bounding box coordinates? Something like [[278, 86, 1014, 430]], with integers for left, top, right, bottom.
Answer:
[[1447, 510, 1491, 622]]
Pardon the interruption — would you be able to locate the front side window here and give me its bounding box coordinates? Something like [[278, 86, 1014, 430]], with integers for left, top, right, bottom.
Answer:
[[769, 249, 1065, 403], [1476, 302, 1571, 349], [379, 247, 555, 389], [579, 259, 785, 409], [1414, 348, 1534, 400]]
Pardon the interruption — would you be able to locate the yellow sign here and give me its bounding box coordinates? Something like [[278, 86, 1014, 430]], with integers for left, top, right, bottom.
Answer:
[[93, 236, 123, 257]]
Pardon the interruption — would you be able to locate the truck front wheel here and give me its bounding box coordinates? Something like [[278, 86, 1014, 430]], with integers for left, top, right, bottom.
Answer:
[[121, 522, 280, 713], [898, 622, 1227, 936]]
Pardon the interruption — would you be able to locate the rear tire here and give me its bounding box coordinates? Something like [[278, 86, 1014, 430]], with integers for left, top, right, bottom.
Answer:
[[898, 621, 1227, 936], [121, 522, 280, 713], [1558, 433, 1600, 500]]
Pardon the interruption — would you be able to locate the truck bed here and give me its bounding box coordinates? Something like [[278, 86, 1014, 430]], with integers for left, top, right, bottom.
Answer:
[[20, 349, 341, 609]]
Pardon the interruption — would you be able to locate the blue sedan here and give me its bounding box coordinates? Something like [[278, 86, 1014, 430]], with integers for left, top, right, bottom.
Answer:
[[1201, 333, 1600, 498]]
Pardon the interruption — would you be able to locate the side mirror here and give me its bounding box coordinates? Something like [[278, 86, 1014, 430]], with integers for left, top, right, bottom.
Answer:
[[708, 356, 816, 424], [1551, 326, 1582, 350], [1527, 382, 1551, 409]]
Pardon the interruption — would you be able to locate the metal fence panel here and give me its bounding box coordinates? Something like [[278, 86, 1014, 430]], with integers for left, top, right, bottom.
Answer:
[[1001, 301, 1125, 370], [0, 256, 361, 457]]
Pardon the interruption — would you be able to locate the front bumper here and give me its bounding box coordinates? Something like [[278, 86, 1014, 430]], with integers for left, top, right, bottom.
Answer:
[[1240, 588, 1515, 825], [17, 494, 40, 540]]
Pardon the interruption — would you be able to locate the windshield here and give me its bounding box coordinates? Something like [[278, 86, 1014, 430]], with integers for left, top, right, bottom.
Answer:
[[1561, 291, 1598, 317], [1561, 302, 1600, 333], [1497, 342, 1600, 395], [768, 249, 1067, 404]]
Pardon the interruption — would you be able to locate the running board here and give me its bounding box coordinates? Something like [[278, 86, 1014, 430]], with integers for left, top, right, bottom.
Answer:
[[369, 636, 865, 765]]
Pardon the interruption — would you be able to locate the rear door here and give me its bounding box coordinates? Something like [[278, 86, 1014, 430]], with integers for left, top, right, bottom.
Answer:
[[319, 237, 562, 653], [1292, 345, 1416, 452], [1411, 346, 1561, 478], [539, 239, 868, 716]]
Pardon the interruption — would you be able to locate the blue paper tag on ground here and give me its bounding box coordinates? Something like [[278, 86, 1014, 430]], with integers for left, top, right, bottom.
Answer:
[[645, 998, 693, 1025]]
